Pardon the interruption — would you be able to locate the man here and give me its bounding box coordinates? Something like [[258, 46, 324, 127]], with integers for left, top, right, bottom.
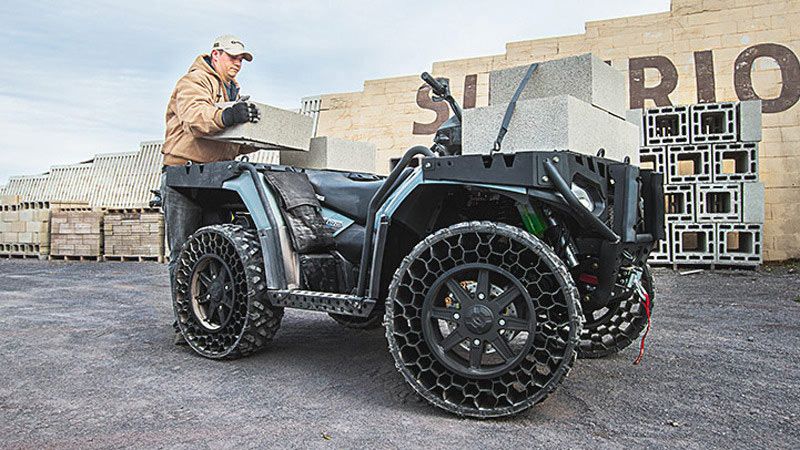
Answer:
[[161, 35, 260, 342]]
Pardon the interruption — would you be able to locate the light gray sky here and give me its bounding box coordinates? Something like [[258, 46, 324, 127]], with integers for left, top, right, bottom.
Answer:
[[0, 0, 670, 185]]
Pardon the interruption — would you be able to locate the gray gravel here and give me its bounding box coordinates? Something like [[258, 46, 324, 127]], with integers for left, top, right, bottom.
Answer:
[[0, 260, 799, 449]]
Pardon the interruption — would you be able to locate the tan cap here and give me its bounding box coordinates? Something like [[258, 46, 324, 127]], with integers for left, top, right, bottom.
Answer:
[[211, 34, 253, 61]]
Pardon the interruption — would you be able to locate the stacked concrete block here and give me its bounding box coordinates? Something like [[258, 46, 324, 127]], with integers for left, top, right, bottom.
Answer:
[[667, 144, 713, 184], [489, 53, 626, 118], [713, 142, 758, 182], [280, 136, 377, 173], [462, 95, 639, 163], [207, 102, 314, 151], [638, 147, 667, 179], [464, 53, 637, 163], [0, 195, 51, 258], [644, 106, 690, 146], [635, 101, 764, 267], [103, 209, 164, 262], [690, 102, 737, 143], [49, 206, 104, 260]]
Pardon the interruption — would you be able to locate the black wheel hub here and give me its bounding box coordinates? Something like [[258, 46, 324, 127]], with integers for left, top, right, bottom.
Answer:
[[189, 255, 236, 331], [421, 263, 536, 379]]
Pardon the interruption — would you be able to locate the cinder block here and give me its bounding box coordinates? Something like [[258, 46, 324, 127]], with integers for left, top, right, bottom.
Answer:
[[639, 146, 666, 175], [626, 109, 645, 147], [667, 144, 712, 184], [0, 195, 20, 206], [697, 183, 741, 222], [691, 102, 737, 143], [648, 233, 672, 265], [716, 223, 762, 266], [738, 100, 762, 142], [18, 232, 33, 244], [713, 142, 758, 182], [741, 182, 765, 223], [664, 184, 695, 222], [672, 223, 716, 263], [489, 53, 626, 117], [280, 136, 377, 173], [207, 102, 313, 151], [462, 95, 639, 163], [645, 105, 690, 146]]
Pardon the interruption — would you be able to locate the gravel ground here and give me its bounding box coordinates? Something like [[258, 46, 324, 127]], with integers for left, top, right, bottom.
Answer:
[[0, 260, 798, 449]]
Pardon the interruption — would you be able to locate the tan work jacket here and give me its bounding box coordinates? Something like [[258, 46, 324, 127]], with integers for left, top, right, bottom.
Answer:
[[162, 55, 245, 165]]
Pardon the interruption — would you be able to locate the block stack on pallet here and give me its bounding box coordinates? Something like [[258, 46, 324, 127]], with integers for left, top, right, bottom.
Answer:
[[0, 195, 51, 258], [628, 100, 764, 267], [103, 209, 164, 262], [49, 203, 104, 261]]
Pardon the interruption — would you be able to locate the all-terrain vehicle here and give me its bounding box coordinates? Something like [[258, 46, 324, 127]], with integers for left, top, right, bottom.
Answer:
[[164, 68, 665, 418]]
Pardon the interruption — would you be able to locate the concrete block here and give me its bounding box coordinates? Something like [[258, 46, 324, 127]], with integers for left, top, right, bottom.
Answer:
[[462, 95, 639, 163], [626, 109, 645, 147], [207, 102, 313, 151], [645, 105, 690, 146], [489, 54, 626, 118], [280, 136, 377, 173], [738, 100, 762, 142], [741, 182, 765, 224], [648, 233, 672, 265], [713, 142, 758, 182], [690, 102, 737, 143], [697, 183, 741, 222], [667, 144, 713, 184], [665, 184, 695, 222], [639, 146, 666, 176], [716, 223, 762, 266], [672, 223, 716, 263], [0, 195, 20, 206]]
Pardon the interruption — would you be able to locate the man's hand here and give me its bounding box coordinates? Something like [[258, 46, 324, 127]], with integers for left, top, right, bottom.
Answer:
[[221, 101, 261, 126]]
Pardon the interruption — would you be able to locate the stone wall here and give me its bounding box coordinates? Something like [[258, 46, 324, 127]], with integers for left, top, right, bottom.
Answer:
[[315, 0, 800, 261]]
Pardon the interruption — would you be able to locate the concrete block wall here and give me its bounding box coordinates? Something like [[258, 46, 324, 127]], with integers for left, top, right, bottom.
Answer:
[[313, 0, 800, 261], [103, 210, 164, 262], [637, 100, 764, 266]]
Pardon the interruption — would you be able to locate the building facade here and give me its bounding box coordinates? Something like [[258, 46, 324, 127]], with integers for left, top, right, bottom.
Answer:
[[314, 0, 800, 261]]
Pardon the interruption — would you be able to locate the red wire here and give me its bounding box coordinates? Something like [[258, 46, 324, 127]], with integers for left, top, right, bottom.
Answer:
[[633, 291, 651, 365]]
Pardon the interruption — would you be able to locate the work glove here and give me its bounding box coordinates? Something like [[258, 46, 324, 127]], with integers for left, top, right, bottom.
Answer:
[[222, 101, 261, 126]]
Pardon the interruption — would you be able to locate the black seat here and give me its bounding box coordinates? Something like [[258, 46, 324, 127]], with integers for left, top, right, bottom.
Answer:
[[305, 170, 385, 225]]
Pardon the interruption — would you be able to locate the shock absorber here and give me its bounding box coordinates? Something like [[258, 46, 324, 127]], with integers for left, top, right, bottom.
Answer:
[[542, 206, 579, 268]]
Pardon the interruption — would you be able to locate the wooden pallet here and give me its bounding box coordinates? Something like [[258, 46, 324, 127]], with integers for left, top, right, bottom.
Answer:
[[103, 255, 164, 263], [0, 252, 44, 260], [48, 254, 101, 262]]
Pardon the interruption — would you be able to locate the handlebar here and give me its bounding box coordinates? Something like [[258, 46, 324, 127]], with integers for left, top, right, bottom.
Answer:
[[421, 72, 447, 97]]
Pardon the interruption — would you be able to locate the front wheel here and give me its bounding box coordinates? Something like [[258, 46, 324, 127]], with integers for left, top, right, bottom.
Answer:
[[577, 264, 654, 359], [173, 224, 283, 359], [385, 221, 582, 418]]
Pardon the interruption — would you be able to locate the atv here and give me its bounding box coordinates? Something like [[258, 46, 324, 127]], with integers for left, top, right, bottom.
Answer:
[[164, 68, 665, 418]]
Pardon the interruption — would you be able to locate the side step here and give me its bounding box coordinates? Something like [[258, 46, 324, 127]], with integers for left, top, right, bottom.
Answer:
[[267, 290, 376, 317]]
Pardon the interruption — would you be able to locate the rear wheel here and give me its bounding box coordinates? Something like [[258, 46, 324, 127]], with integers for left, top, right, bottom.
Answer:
[[385, 221, 582, 418], [173, 224, 283, 359], [577, 264, 654, 359]]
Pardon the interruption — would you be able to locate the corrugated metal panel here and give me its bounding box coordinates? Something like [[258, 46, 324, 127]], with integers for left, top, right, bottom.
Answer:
[[45, 163, 95, 203], [89, 141, 163, 209], [4, 174, 51, 201]]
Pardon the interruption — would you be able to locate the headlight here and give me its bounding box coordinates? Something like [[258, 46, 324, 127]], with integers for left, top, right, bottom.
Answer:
[[570, 183, 594, 211]]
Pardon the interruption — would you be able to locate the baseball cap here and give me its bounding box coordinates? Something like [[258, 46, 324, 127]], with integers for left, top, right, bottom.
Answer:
[[212, 35, 253, 61]]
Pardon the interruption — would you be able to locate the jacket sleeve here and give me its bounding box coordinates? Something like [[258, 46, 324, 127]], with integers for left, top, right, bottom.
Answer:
[[174, 73, 226, 137]]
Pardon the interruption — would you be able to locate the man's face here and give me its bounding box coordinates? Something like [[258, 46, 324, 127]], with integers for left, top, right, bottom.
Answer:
[[211, 50, 245, 81]]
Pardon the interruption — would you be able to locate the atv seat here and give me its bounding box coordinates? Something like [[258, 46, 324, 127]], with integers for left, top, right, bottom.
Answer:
[[305, 171, 385, 226]]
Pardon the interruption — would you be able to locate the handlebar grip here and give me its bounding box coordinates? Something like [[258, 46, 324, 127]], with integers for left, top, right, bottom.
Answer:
[[421, 72, 446, 95]]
